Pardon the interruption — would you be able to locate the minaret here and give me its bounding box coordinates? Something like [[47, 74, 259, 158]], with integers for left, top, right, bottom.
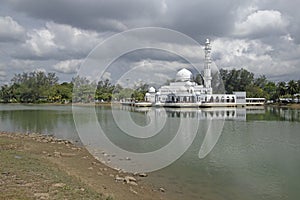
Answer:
[[204, 38, 212, 94]]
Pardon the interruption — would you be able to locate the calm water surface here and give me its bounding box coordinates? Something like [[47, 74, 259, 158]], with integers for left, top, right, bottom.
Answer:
[[0, 104, 300, 200]]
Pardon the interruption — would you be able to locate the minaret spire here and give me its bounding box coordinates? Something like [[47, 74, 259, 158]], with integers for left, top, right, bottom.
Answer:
[[204, 38, 212, 94]]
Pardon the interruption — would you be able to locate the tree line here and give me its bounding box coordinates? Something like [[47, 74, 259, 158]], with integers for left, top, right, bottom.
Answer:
[[219, 68, 300, 101], [0, 69, 299, 103], [0, 71, 148, 103]]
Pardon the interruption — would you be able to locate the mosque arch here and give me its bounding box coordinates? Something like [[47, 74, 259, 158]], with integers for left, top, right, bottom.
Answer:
[[226, 96, 230, 103]]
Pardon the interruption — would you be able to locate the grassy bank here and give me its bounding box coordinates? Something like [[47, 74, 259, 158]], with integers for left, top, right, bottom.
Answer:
[[267, 103, 300, 109], [0, 132, 166, 200]]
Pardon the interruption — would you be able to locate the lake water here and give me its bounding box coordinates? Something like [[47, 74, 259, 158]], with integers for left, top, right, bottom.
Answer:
[[0, 104, 300, 200]]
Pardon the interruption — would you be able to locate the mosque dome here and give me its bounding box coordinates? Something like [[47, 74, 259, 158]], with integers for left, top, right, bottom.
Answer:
[[149, 87, 156, 93], [176, 68, 192, 82], [185, 81, 192, 86]]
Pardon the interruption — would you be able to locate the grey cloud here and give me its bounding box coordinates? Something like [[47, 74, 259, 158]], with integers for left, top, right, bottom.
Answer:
[[113, 48, 189, 64], [161, 0, 242, 37], [255, 0, 300, 43], [53, 59, 81, 74], [3, 0, 299, 41], [212, 37, 300, 81], [0, 69, 7, 83], [11, 22, 104, 61], [0, 0, 300, 83], [5, 0, 247, 38], [0, 16, 26, 42], [6, 0, 166, 32]]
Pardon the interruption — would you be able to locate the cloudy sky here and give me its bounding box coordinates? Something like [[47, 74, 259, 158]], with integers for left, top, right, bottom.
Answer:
[[0, 0, 300, 85]]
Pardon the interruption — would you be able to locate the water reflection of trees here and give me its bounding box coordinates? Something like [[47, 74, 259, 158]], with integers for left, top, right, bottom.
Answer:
[[266, 107, 300, 122], [245, 106, 300, 122], [1, 109, 56, 133], [0, 105, 79, 142]]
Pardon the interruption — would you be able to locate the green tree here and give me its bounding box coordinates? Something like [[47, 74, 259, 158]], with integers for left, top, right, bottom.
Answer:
[[114, 88, 134, 100], [287, 80, 298, 97], [58, 82, 73, 102], [95, 79, 115, 102], [0, 85, 12, 103], [111, 84, 123, 101], [131, 83, 149, 101], [220, 68, 254, 93], [10, 71, 58, 103], [239, 68, 254, 91], [72, 76, 95, 103], [48, 82, 73, 103], [296, 80, 300, 102], [264, 81, 277, 100], [254, 75, 268, 88], [192, 74, 203, 85], [245, 85, 265, 98], [277, 81, 287, 97], [211, 71, 225, 94]]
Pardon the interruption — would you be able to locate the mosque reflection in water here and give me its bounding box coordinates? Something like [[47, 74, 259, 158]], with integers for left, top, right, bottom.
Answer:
[[120, 105, 265, 121]]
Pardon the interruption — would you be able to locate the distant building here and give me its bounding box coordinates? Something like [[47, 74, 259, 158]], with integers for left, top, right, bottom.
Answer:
[[144, 39, 258, 107]]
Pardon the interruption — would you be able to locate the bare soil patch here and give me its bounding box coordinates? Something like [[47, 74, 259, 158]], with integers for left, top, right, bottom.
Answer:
[[0, 132, 167, 200]]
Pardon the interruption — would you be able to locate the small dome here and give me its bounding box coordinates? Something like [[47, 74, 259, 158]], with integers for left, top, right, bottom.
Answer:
[[185, 81, 192, 86], [176, 68, 192, 82], [149, 87, 156, 93]]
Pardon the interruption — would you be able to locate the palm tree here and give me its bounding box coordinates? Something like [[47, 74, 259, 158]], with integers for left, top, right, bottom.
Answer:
[[288, 80, 298, 97], [296, 80, 300, 103], [277, 81, 286, 97]]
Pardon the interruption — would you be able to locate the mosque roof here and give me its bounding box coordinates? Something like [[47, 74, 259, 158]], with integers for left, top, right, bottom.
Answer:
[[176, 68, 192, 82], [149, 87, 156, 93]]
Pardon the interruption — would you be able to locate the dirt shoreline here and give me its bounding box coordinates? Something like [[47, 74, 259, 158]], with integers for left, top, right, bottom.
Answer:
[[0, 132, 167, 200], [266, 103, 300, 109]]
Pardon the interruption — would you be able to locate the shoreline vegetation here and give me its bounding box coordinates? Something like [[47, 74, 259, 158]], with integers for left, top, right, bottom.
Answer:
[[1, 101, 300, 109], [0, 132, 167, 200], [267, 103, 300, 109], [0, 69, 299, 104]]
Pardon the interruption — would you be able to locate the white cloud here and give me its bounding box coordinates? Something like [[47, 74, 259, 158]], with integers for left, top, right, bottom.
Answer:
[[213, 38, 273, 58], [234, 10, 289, 38], [281, 34, 293, 42], [0, 16, 26, 42], [211, 37, 300, 81], [212, 38, 279, 77], [45, 22, 102, 52], [1, 1, 300, 83], [9, 59, 35, 70], [114, 59, 190, 88], [25, 28, 57, 57], [18, 22, 104, 60], [53, 59, 81, 74]]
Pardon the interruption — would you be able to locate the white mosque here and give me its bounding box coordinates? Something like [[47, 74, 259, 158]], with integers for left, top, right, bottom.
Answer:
[[145, 67, 246, 107], [143, 39, 263, 108]]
